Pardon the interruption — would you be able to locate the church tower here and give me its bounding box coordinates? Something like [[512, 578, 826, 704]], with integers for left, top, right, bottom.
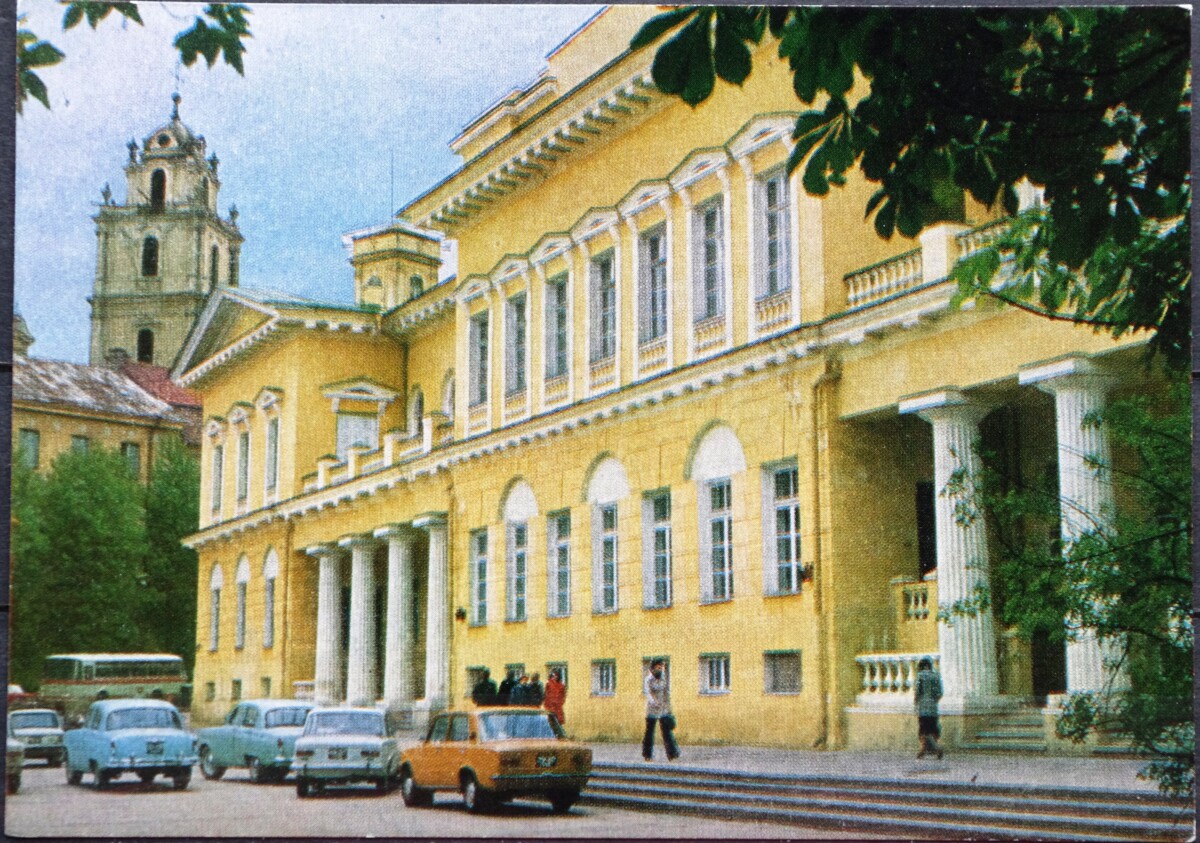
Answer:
[[89, 94, 243, 367]]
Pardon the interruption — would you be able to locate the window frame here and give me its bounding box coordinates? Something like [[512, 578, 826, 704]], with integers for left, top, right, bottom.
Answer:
[[544, 272, 570, 380], [505, 292, 528, 397], [469, 310, 490, 407], [764, 650, 802, 695], [70, 435, 89, 454], [699, 477, 734, 603], [694, 198, 725, 322], [506, 521, 528, 622], [591, 660, 617, 696], [19, 428, 40, 470], [120, 441, 141, 477], [264, 416, 280, 496], [592, 503, 619, 614], [589, 251, 617, 363], [763, 463, 802, 596], [641, 491, 673, 609], [210, 442, 224, 514], [469, 528, 488, 626], [547, 510, 572, 618], [335, 412, 378, 460], [699, 653, 732, 695], [236, 429, 251, 504], [639, 225, 669, 343]]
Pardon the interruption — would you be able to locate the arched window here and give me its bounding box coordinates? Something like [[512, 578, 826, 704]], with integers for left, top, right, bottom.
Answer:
[[210, 244, 220, 288], [410, 274, 424, 299], [209, 564, 224, 651], [137, 329, 154, 364], [235, 556, 250, 650], [141, 236, 159, 277], [687, 424, 747, 604], [262, 550, 279, 649], [409, 387, 424, 436], [150, 170, 166, 212]]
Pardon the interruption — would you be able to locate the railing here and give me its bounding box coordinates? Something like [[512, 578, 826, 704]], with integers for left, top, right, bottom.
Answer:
[[436, 420, 454, 446], [755, 290, 792, 334], [467, 402, 489, 435], [638, 336, 669, 374], [956, 219, 1008, 259], [854, 652, 939, 708], [544, 374, 569, 406], [589, 356, 616, 392], [504, 390, 528, 421], [694, 314, 726, 353], [903, 583, 931, 620], [845, 249, 923, 307]]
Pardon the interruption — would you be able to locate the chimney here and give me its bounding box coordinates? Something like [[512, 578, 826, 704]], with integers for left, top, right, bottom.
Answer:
[[104, 347, 131, 369]]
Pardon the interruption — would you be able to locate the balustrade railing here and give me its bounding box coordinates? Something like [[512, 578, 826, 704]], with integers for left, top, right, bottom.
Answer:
[[754, 290, 792, 334], [854, 652, 939, 708], [589, 356, 616, 391], [638, 336, 669, 374], [845, 249, 923, 307], [903, 583, 931, 620], [544, 374, 569, 406], [955, 219, 1009, 259], [694, 314, 726, 353]]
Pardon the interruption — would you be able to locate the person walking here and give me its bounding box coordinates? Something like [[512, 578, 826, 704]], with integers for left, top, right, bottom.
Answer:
[[914, 657, 944, 759], [642, 659, 679, 761], [471, 669, 498, 706], [543, 670, 567, 725], [497, 669, 517, 706]]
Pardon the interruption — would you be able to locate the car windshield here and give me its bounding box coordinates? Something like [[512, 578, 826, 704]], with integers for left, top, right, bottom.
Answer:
[[478, 712, 563, 741], [106, 708, 181, 731], [305, 712, 384, 737], [10, 712, 58, 729], [265, 707, 311, 728]]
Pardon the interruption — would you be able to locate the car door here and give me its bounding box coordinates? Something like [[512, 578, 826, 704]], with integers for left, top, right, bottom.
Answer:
[[447, 713, 471, 784], [213, 705, 241, 766], [421, 715, 452, 789], [234, 705, 260, 762]]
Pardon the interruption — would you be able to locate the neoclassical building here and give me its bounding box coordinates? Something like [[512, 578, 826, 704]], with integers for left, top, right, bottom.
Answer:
[[176, 7, 1159, 750]]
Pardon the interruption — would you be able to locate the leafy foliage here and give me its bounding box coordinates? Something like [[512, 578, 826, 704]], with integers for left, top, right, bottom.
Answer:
[[15, 3, 252, 113], [10, 441, 200, 690], [631, 7, 1190, 368]]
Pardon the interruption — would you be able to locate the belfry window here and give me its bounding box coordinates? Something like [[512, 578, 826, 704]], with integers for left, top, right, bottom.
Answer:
[[150, 170, 166, 212], [210, 244, 220, 288], [137, 328, 154, 363], [141, 236, 159, 277]]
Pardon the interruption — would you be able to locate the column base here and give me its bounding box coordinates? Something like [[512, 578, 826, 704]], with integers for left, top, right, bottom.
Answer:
[[938, 694, 1021, 716]]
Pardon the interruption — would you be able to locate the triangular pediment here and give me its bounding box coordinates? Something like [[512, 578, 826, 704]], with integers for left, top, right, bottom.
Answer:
[[173, 288, 279, 381]]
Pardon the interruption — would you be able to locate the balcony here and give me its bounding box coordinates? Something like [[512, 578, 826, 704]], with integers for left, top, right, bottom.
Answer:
[[637, 336, 669, 376], [754, 290, 792, 334], [845, 249, 923, 308], [589, 356, 616, 392], [693, 314, 726, 354]]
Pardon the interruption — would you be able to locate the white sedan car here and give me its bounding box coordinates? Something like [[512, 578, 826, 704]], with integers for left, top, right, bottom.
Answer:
[[291, 708, 400, 797]]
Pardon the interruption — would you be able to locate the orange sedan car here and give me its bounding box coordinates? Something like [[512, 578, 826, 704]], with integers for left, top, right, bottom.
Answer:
[[399, 708, 591, 813]]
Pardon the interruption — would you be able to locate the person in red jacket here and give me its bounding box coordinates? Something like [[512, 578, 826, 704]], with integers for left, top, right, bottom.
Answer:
[[543, 670, 567, 726]]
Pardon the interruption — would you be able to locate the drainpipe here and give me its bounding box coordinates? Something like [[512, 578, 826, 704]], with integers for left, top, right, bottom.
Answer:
[[811, 354, 841, 749], [281, 515, 294, 697]]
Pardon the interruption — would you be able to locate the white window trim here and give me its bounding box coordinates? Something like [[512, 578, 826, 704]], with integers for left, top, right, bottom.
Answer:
[[762, 462, 802, 596], [235, 427, 252, 511], [469, 529, 488, 626], [263, 415, 280, 503], [235, 557, 250, 650], [547, 511, 572, 618], [208, 564, 224, 652], [591, 660, 617, 696], [506, 521, 529, 622], [263, 550, 279, 649], [335, 412, 379, 461], [628, 203, 674, 382], [692, 196, 726, 323], [698, 477, 734, 603], [504, 291, 529, 398], [543, 270, 571, 383], [210, 441, 225, 517], [700, 653, 732, 695], [641, 491, 673, 609], [592, 503, 619, 614], [468, 309, 491, 408]]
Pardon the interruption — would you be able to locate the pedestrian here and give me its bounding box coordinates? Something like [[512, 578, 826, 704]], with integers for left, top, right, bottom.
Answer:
[[471, 668, 498, 706], [915, 657, 944, 759], [543, 670, 567, 725], [527, 672, 544, 706], [497, 669, 517, 706], [642, 659, 679, 761], [511, 674, 532, 706]]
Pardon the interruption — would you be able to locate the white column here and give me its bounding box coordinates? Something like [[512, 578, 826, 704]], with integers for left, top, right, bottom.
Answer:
[[339, 534, 378, 706], [900, 390, 1001, 710], [305, 544, 345, 705], [1020, 357, 1128, 694], [415, 512, 450, 708], [374, 524, 415, 706]]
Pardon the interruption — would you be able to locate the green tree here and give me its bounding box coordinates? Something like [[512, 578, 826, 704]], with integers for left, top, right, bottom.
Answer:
[[141, 437, 201, 676], [17, 2, 252, 114], [10, 447, 149, 688], [631, 7, 1189, 369]]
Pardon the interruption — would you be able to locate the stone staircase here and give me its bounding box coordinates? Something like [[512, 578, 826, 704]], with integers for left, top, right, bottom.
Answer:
[[962, 709, 1048, 754], [581, 761, 1194, 840]]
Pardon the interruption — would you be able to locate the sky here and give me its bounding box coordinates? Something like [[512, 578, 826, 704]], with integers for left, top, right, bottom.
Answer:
[[14, 1, 605, 363]]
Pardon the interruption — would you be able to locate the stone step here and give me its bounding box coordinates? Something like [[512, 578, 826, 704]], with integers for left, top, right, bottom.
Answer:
[[961, 740, 1049, 753]]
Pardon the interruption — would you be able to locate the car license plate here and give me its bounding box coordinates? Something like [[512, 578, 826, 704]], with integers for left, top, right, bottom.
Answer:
[[25, 737, 40, 745], [536, 754, 557, 768], [147, 742, 164, 755], [328, 747, 347, 761]]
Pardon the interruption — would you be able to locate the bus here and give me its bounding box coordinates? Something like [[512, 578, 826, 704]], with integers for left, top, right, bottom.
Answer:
[[38, 654, 188, 719]]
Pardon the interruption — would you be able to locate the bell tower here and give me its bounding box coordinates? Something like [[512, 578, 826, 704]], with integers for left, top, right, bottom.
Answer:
[[89, 94, 244, 367]]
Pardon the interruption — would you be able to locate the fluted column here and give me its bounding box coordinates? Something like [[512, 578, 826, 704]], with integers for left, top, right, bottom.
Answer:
[[900, 390, 1001, 710], [374, 524, 415, 706], [305, 543, 345, 705], [1020, 357, 1128, 694], [414, 512, 449, 708], [339, 534, 378, 706]]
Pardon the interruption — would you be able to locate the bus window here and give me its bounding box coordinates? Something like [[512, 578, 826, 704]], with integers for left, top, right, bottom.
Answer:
[[83, 664, 94, 680]]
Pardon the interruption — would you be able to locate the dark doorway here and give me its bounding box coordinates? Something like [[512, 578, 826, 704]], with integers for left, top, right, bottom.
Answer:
[[150, 170, 166, 212], [136, 329, 154, 364], [915, 480, 937, 578], [1031, 628, 1067, 700]]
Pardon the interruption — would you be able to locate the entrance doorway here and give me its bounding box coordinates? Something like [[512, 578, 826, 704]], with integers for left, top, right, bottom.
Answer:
[[1030, 628, 1066, 701]]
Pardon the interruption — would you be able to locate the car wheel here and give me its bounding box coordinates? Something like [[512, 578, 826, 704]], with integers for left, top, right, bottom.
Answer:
[[172, 769, 191, 790], [138, 771, 156, 784], [65, 755, 83, 786], [247, 757, 264, 784], [461, 772, 492, 813], [91, 764, 110, 790], [198, 746, 226, 781], [549, 789, 579, 814], [7, 772, 20, 795], [374, 776, 390, 795], [296, 777, 311, 798], [400, 768, 432, 807]]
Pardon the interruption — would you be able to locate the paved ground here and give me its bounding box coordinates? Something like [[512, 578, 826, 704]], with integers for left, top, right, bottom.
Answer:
[[5, 763, 887, 839], [597, 743, 1163, 791]]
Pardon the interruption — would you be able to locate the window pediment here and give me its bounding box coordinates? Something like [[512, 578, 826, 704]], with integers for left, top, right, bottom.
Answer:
[[457, 275, 491, 303], [570, 209, 620, 245], [255, 387, 284, 415], [669, 149, 730, 193], [206, 418, 227, 441], [322, 378, 399, 414], [728, 114, 798, 162], [618, 181, 671, 219], [490, 255, 529, 286], [531, 234, 572, 266]]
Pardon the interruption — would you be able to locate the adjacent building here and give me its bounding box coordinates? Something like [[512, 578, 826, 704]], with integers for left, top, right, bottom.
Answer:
[[175, 8, 1159, 751]]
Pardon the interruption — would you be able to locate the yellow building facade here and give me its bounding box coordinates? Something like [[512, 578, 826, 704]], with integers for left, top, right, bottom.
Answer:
[[176, 8, 1154, 751]]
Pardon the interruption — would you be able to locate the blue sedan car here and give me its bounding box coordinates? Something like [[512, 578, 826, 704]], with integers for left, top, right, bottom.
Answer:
[[197, 699, 313, 783], [63, 699, 196, 790]]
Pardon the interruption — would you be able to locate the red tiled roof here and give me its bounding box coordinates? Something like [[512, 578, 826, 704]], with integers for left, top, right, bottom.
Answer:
[[120, 362, 202, 409]]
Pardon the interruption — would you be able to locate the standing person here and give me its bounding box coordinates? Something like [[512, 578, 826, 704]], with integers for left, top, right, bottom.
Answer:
[[471, 669, 498, 706], [642, 659, 679, 761], [527, 672, 544, 706], [497, 669, 517, 706], [511, 674, 532, 706], [543, 670, 567, 726], [915, 658, 944, 759]]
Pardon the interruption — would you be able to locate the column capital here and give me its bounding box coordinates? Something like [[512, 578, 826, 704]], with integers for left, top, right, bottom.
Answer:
[[303, 542, 340, 560], [413, 511, 448, 531], [898, 389, 990, 425], [337, 533, 378, 550], [1018, 355, 1116, 395], [373, 523, 416, 541]]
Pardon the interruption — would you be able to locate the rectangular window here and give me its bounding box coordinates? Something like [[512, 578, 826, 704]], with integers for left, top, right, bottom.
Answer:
[[230, 678, 242, 702], [265, 417, 279, 493], [642, 491, 672, 608], [695, 200, 724, 321], [590, 252, 616, 362], [708, 479, 733, 601], [700, 654, 731, 694], [594, 504, 618, 613], [211, 444, 224, 513], [505, 293, 527, 395], [209, 587, 220, 651], [469, 529, 488, 625], [639, 226, 668, 342], [120, 442, 141, 477], [236, 430, 250, 502], [260, 676, 272, 698], [591, 660, 616, 696], [71, 435, 89, 454], [235, 581, 247, 649], [761, 171, 791, 298], [547, 511, 571, 618], [506, 522, 528, 622], [766, 465, 801, 594], [546, 662, 569, 689], [469, 311, 489, 406], [204, 681, 216, 702], [764, 651, 802, 694], [18, 429, 40, 470], [545, 273, 569, 379], [336, 413, 377, 460]]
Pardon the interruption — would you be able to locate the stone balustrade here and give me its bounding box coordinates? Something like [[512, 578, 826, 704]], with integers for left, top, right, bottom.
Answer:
[[845, 249, 923, 307], [638, 336, 669, 374], [956, 219, 1009, 259], [693, 314, 726, 353], [589, 357, 616, 392], [854, 652, 939, 709], [754, 290, 792, 334]]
